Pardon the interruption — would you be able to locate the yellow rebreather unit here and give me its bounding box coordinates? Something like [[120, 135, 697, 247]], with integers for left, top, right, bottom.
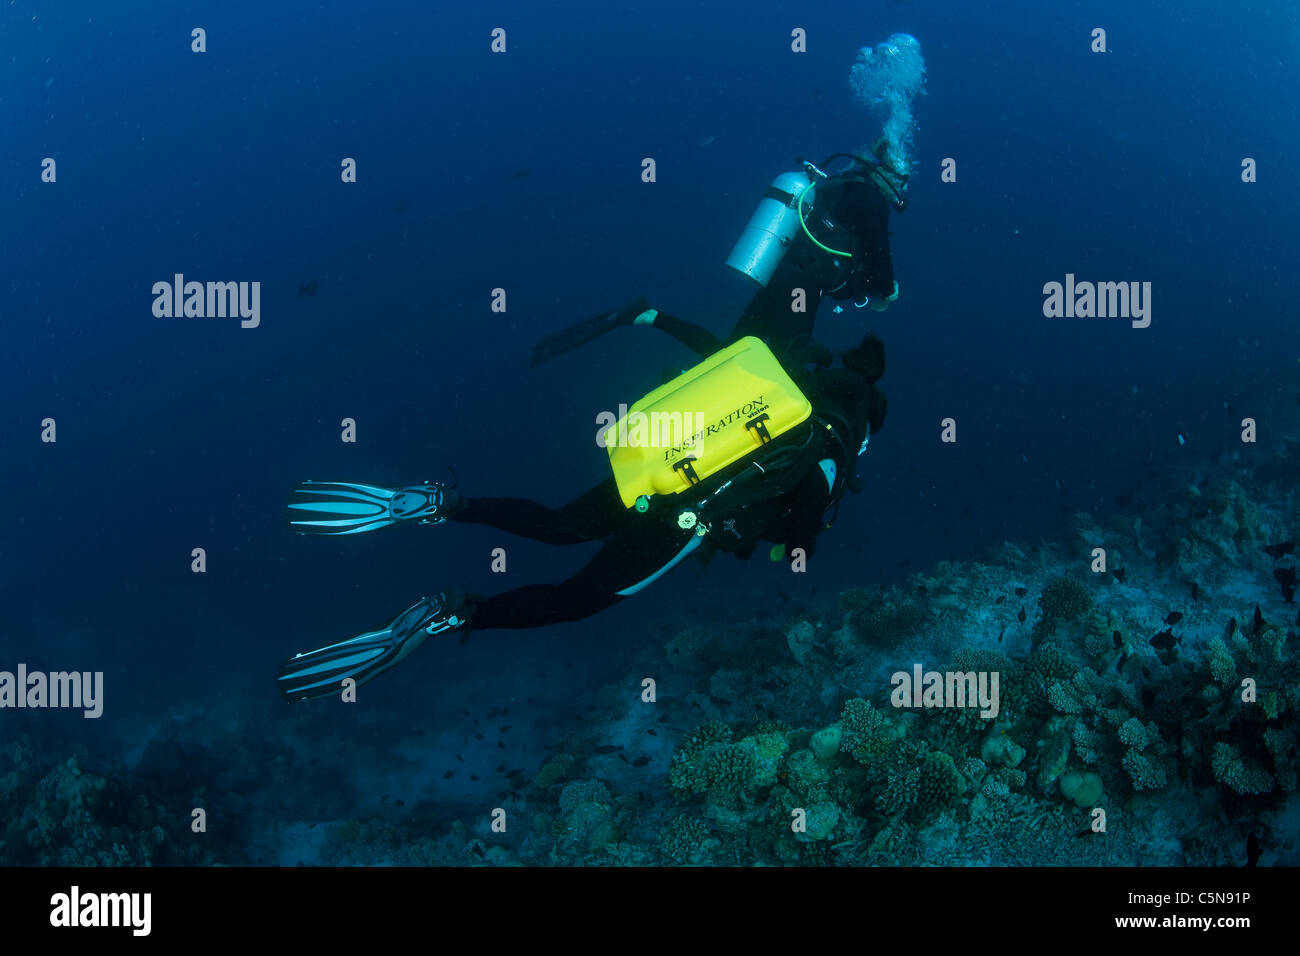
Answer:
[[606, 336, 812, 509]]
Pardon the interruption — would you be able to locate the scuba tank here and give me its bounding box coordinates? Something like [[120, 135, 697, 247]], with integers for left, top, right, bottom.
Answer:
[[725, 170, 811, 287]]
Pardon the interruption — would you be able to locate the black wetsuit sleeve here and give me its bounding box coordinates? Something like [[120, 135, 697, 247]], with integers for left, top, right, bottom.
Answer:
[[645, 311, 724, 357], [728, 256, 821, 355], [842, 184, 895, 301], [781, 467, 833, 560]]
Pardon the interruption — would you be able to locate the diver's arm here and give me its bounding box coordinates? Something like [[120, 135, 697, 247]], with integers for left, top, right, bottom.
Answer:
[[844, 188, 896, 303], [852, 232, 895, 302], [729, 255, 821, 349], [782, 468, 835, 561], [634, 308, 724, 357]]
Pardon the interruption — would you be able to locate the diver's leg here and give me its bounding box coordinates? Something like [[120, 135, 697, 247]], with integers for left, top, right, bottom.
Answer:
[[469, 522, 702, 629], [277, 518, 698, 700], [450, 479, 627, 544], [277, 589, 470, 702]]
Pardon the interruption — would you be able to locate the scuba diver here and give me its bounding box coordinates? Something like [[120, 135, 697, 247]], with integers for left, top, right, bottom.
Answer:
[[726, 141, 908, 350], [276, 142, 906, 703], [530, 142, 909, 371], [276, 320, 888, 703]]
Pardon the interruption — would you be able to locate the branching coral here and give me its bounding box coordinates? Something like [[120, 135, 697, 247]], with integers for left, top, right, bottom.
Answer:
[[838, 697, 902, 763], [837, 585, 927, 648], [1035, 577, 1094, 638], [1211, 742, 1274, 796], [657, 815, 712, 864], [667, 721, 761, 804], [559, 779, 611, 815]]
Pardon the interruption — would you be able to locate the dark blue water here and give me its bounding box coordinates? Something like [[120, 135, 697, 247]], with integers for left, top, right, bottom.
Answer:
[[2, 0, 1298, 860]]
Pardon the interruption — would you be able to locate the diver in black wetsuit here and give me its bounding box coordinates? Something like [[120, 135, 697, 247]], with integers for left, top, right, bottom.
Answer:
[[725, 145, 907, 360], [275, 147, 903, 703], [451, 327, 888, 623], [275, 322, 887, 703], [530, 144, 907, 370]]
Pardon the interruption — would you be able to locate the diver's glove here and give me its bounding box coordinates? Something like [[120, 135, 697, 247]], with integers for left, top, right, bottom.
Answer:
[[870, 281, 899, 312], [276, 590, 473, 702], [619, 296, 658, 326]]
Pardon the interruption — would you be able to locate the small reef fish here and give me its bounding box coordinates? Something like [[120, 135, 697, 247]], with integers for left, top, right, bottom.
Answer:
[[1164, 611, 1183, 626], [1150, 629, 1180, 652], [1273, 567, 1296, 603], [1263, 541, 1295, 559]]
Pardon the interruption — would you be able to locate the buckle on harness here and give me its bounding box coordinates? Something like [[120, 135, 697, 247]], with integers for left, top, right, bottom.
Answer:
[[673, 457, 701, 486], [746, 414, 773, 444]]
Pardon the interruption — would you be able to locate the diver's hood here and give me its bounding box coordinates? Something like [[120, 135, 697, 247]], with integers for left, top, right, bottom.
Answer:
[[802, 154, 906, 256], [818, 152, 908, 213]]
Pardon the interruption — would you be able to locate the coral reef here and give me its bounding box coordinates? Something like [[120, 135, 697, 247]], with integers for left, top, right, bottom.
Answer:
[[0, 742, 205, 866], [6, 441, 1297, 867], [838, 585, 928, 648]]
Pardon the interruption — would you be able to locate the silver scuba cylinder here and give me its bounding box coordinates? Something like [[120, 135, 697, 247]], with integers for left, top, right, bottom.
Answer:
[[725, 170, 810, 287]]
